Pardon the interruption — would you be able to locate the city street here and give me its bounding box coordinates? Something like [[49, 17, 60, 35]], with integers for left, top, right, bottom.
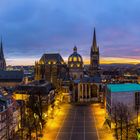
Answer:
[[42, 103, 114, 140]]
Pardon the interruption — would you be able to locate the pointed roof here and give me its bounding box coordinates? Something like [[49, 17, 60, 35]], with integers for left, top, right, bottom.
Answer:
[[92, 28, 98, 52], [0, 38, 4, 59], [40, 53, 64, 64]]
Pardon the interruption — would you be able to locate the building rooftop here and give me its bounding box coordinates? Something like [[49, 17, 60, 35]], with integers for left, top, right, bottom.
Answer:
[[81, 76, 101, 83], [68, 46, 83, 63], [0, 70, 23, 82], [40, 53, 64, 64], [107, 83, 140, 92], [15, 80, 55, 95], [73, 75, 101, 84]]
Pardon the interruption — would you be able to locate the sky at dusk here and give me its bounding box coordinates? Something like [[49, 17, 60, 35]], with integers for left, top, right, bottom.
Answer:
[[1, 0, 140, 65]]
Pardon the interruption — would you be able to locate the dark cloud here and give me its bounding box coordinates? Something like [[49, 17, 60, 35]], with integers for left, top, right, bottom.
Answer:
[[0, 0, 140, 64]]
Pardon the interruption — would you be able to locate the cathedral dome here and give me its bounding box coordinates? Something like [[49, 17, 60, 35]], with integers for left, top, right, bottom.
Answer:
[[68, 46, 83, 68]]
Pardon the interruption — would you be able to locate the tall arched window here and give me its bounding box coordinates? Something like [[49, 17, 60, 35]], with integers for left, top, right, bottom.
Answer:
[[73, 57, 77, 61], [69, 57, 72, 62], [78, 57, 81, 62], [91, 84, 98, 98]]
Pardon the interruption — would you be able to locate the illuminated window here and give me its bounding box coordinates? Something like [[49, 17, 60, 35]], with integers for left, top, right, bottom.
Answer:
[[69, 57, 72, 62], [71, 64, 73, 67], [77, 64, 80, 67], [73, 57, 77, 61], [48, 61, 51, 64], [78, 57, 81, 62], [38, 60, 44, 65], [53, 61, 56, 64]]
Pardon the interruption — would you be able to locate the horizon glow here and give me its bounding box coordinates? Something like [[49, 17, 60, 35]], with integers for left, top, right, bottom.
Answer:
[[6, 57, 140, 66], [1, 0, 140, 65]]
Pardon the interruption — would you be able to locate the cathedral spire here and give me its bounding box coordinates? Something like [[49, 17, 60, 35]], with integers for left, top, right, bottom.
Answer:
[[92, 28, 97, 52], [90, 28, 100, 76], [0, 37, 6, 70], [0, 37, 4, 59]]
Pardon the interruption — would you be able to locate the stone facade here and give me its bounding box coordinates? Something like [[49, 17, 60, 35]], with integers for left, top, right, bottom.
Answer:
[[90, 28, 100, 76], [35, 53, 68, 88], [68, 46, 83, 80], [35, 28, 101, 103]]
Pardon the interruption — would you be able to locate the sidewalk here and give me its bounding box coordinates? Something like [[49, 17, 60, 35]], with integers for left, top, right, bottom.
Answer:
[[41, 104, 70, 140], [91, 103, 115, 140]]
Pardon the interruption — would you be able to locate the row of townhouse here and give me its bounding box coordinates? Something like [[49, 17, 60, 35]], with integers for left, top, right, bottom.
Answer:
[[0, 93, 19, 140]]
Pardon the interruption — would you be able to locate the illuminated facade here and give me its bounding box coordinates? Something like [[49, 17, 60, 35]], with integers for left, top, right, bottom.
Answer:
[[72, 76, 102, 102], [35, 53, 68, 87], [90, 28, 100, 76], [35, 28, 101, 103], [68, 46, 83, 79], [70, 29, 101, 102]]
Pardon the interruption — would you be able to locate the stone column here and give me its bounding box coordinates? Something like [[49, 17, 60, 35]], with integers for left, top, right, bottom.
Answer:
[[78, 84, 80, 102], [81, 84, 83, 101], [85, 84, 87, 101], [87, 84, 89, 101], [89, 84, 91, 101]]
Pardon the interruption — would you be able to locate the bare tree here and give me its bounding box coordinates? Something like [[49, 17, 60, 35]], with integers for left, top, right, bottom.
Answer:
[[17, 100, 26, 140], [25, 109, 34, 140], [24, 106, 40, 140], [5, 107, 14, 139], [117, 103, 125, 140], [28, 88, 45, 129], [17, 87, 50, 140], [4, 100, 19, 140], [123, 105, 132, 140], [112, 104, 119, 140], [112, 102, 133, 140], [136, 105, 139, 127]]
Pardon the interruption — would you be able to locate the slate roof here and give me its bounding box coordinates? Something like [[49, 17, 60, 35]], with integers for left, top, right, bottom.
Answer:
[[15, 81, 55, 95], [0, 70, 23, 82], [40, 53, 64, 64], [69, 52, 83, 62], [80, 76, 101, 83], [73, 75, 101, 84], [102, 71, 120, 75], [73, 79, 81, 84]]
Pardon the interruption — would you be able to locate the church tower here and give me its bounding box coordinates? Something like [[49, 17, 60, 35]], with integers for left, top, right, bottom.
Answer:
[[0, 38, 6, 70], [90, 28, 99, 76]]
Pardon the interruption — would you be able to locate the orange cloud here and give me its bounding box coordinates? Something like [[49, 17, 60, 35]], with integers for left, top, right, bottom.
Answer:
[[6, 57, 140, 66], [84, 57, 140, 64]]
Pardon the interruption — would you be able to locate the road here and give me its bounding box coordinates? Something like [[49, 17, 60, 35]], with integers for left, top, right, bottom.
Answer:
[[55, 105, 98, 140], [43, 104, 114, 140]]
